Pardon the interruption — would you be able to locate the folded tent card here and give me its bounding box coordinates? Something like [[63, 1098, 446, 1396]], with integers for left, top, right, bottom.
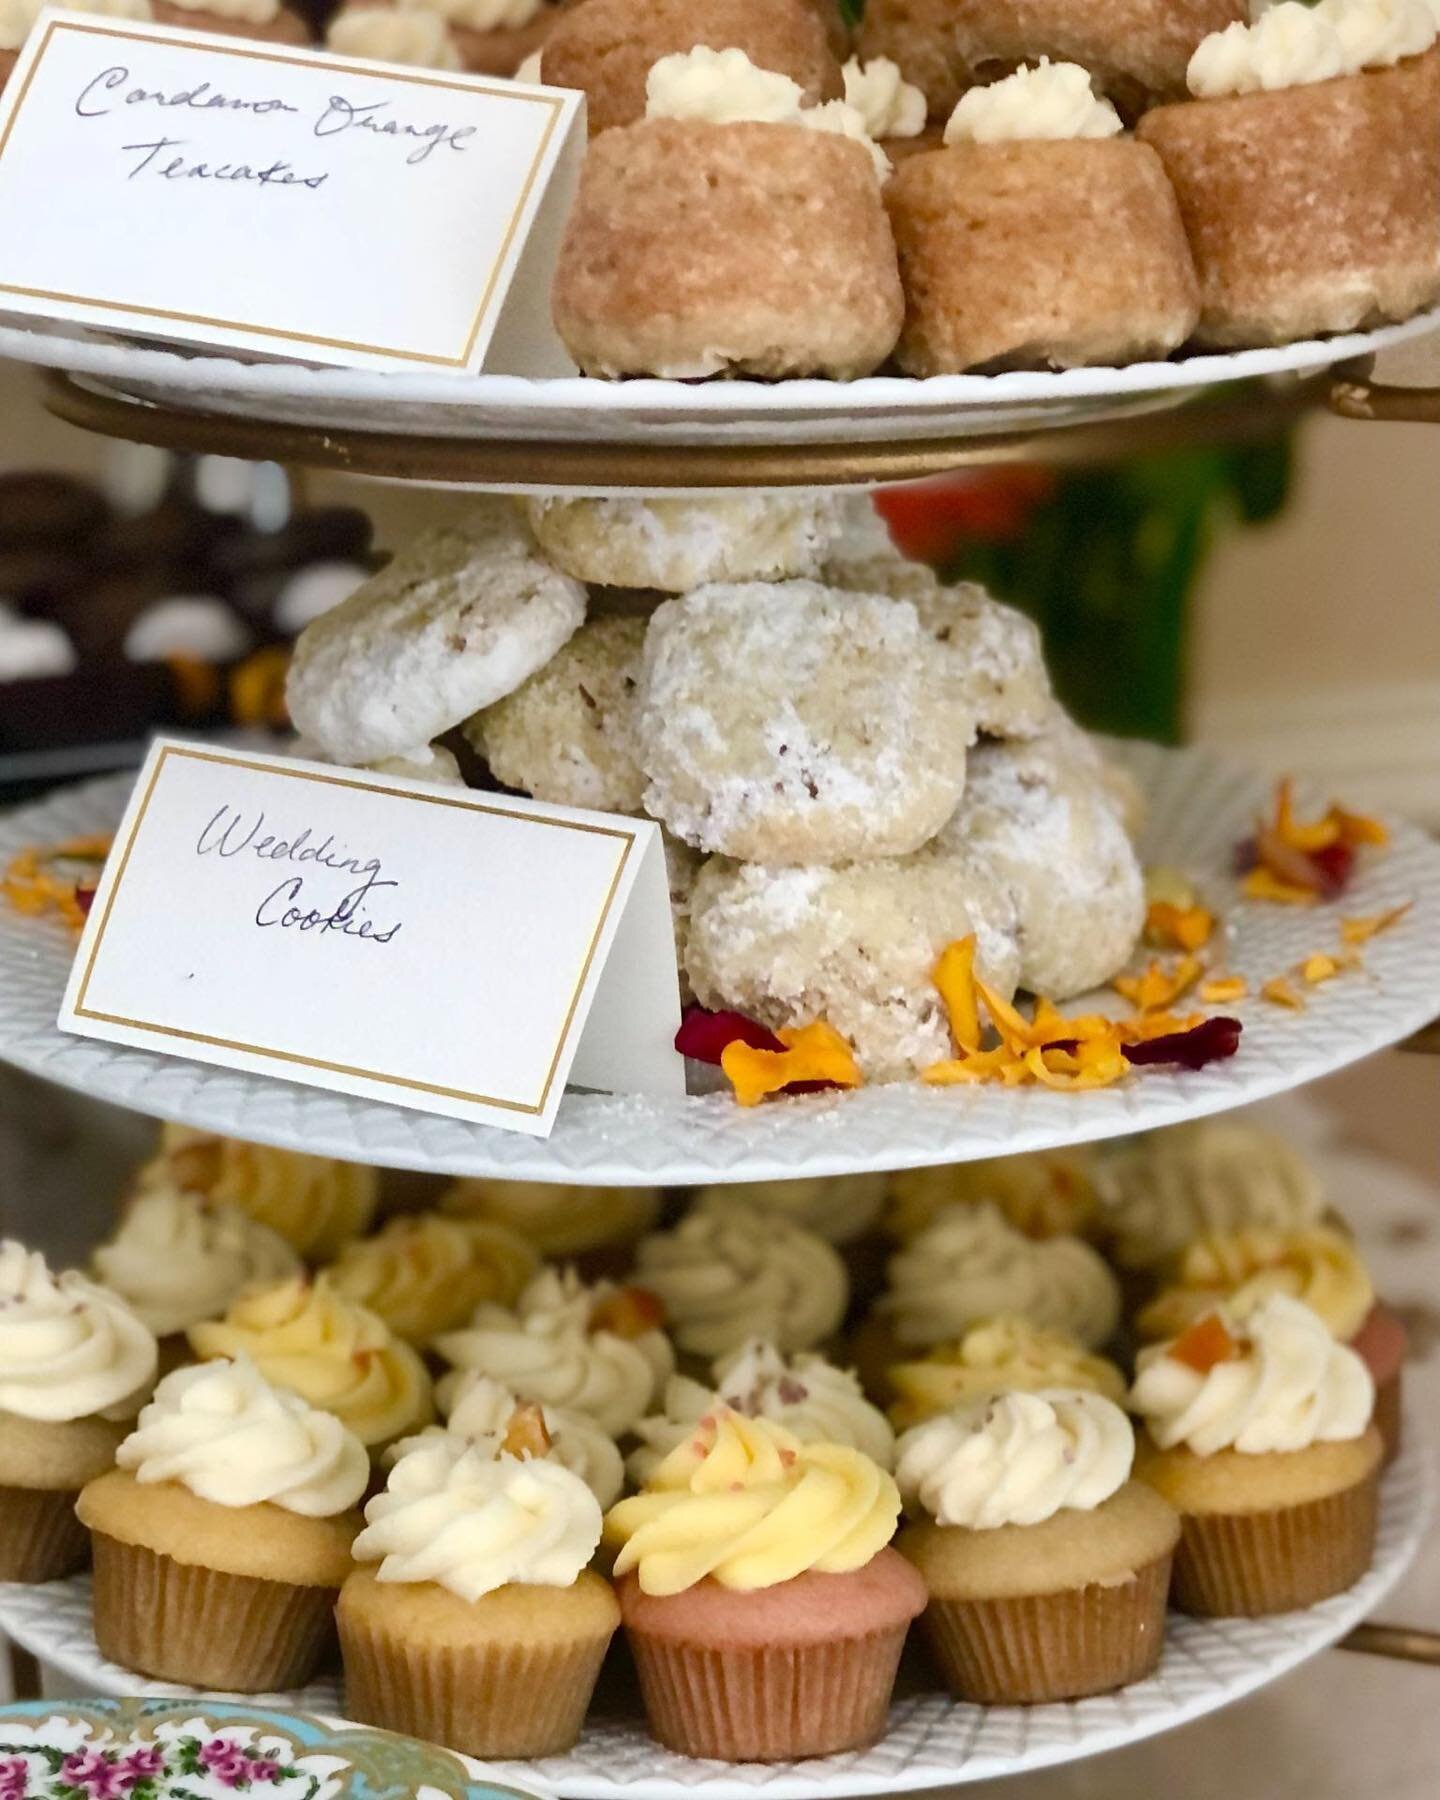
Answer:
[[0, 9, 586, 372], [58, 739, 686, 1136]]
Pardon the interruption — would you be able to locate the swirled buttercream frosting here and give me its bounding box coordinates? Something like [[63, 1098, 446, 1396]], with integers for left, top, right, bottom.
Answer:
[[1137, 1225, 1373, 1344], [326, 1213, 539, 1345], [945, 60, 1123, 144], [887, 1315, 1127, 1430], [438, 1178, 661, 1257], [0, 1241, 156, 1423]]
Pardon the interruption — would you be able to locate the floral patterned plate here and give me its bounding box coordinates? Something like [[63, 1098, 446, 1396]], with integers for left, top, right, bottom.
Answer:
[[0, 1702, 540, 1800]]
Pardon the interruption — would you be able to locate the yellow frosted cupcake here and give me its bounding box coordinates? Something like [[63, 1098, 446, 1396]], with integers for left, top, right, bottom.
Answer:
[[139, 1125, 378, 1260], [324, 1213, 539, 1345], [887, 1149, 1101, 1243], [605, 1410, 926, 1761], [77, 1356, 367, 1690], [1136, 1224, 1373, 1343], [439, 1177, 661, 1278], [896, 1389, 1178, 1702], [887, 1316, 1127, 1430], [188, 1274, 432, 1449], [1129, 1295, 1381, 1614], [339, 1433, 620, 1756], [0, 1241, 157, 1581]]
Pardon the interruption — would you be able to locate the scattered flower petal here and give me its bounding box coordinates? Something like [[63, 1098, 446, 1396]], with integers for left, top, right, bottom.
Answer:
[[1262, 976, 1304, 1010], [933, 936, 982, 1054], [675, 1005, 783, 1065], [721, 1021, 863, 1107], [1199, 975, 1248, 1003], [1145, 900, 1214, 951], [1121, 1015, 1243, 1069], [1341, 902, 1413, 944]]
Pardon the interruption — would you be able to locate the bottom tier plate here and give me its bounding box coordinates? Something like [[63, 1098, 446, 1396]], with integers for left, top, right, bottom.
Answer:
[[0, 1429, 1429, 1800]]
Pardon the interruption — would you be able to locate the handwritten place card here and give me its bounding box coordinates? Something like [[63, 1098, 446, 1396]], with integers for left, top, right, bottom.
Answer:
[[0, 12, 585, 372], [58, 740, 685, 1136]]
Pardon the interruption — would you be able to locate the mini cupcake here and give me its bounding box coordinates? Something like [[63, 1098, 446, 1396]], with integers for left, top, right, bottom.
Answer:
[[92, 1185, 300, 1366], [552, 48, 903, 379], [1137, 0, 1440, 345], [887, 1149, 1101, 1243], [76, 1357, 367, 1690], [339, 1433, 619, 1756], [328, 0, 573, 76], [439, 1176, 661, 1280], [605, 1409, 926, 1760], [538, 0, 844, 134], [1096, 1120, 1327, 1276], [138, 1125, 378, 1261], [324, 1212, 539, 1346], [854, 1204, 1121, 1397], [628, 1337, 895, 1485], [693, 1175, 887, 1296], [188, 1275, 433, 1451], [433, 1266, 673, 1437], [887, 1316, 1127, 1430], [886, 61, 1199, 373], [634, 1197, 849, 1365], [392, 1370, 624, 1506], [0, 1242, 156, 1581], [896, 1389, 1179, 1701], [1129, 1295, 1382, 1614]]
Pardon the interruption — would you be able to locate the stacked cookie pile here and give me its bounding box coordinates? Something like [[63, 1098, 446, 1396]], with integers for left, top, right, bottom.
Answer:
[[285, 494, 1145, 1082]]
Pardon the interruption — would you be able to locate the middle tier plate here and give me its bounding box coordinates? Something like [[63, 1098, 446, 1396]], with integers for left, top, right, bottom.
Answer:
[[0, 741, 1436, 1184]]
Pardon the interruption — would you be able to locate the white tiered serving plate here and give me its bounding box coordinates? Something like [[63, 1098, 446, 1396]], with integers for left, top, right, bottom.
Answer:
[[0, 1428, 1428, 1798], [1, 742, 1438, 1183], [4, 310, 1438, 445]]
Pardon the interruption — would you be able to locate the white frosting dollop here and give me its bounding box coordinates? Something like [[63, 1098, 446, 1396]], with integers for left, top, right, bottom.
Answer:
[[1188, 3, 1347, 95], [116, 1355, 369, 1516], [692, 1175, 885, 1246], [0, 606, 77, 681], [433, 1267, 672, 1438], [423, 0, 540, 28], [124, 598, 251, 665], [272, 561, 370, 634], [387, 1369, 623, 1507], [0, 0, 151, 52], [1316, 0, 1435, 68], [1130, 1294, 1374, 1455], [646, 46, 891, 174], [0, 1241, 156, 1423], [896, 1388, 1134, 1528], [843, 55, 927, 137], [635, 1199, 848, 1361], [94, 1188, 301, 1338], [159, 0, 277, 24], [628, 1338, 895, 1485], [354, 1432, 601, 1600], [327, 5, 463, 69], [944, 59, 1123, 144], [881, 1204, 1120, 1350]]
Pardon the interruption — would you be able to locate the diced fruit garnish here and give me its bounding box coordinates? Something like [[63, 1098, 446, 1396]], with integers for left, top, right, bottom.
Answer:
[[591, 1285, 665, 1340], [501, 1402, 552, 1459], [1169, 1313, 1240, 1372]]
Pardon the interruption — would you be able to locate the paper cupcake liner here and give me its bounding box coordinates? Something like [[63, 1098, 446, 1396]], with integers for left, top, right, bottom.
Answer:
[[625, 1622, 911, 1763], [1374, 1372, 1402, 1467], [0, 1486, 88, 1583], [90, 1532, 338, 1691], [1170, 1473, 1379, 1617], [921, 1553, 1173, 1705], [339, 1606, 612, 1758]]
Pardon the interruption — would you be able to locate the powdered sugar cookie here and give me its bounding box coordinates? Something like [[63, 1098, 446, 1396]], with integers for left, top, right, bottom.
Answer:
[[526, 496, 840, 594], [826, 560, 1052, 740], [1022, 705, 1147, 837], [639, 580, 974, 865], [938, 731, 1144, 998], [286, 502, 585, 765], [684, 851, 1021, 1081], [464, 615, 646, 811]]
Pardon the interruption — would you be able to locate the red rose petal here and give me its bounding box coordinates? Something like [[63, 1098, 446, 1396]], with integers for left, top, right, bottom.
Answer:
[[675, 1006, 785, 1065], [1122, 1016, 1243, 1070], [75, 885, 97, 917], [1310, 841, 1356, 897]]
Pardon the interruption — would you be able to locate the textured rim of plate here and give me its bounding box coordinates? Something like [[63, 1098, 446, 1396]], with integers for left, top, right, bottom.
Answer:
[[0, 1422, 1429, 1798], [0, 310, 1436, 430], [0, 741, 1438, 1184]]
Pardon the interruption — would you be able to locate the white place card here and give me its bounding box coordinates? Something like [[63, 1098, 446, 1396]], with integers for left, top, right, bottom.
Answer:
[[58, 740, 685, 1136], [0, 11, 585, 372]]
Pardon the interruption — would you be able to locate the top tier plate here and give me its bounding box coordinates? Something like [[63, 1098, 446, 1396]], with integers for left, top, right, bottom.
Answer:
[[7, 311, 1439, 489]]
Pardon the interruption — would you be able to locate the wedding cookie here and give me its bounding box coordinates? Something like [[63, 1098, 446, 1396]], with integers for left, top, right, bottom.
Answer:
[[526, 496, 840, 593], [684, 851, 1022, 1081], [285, 501, 585, 765], [639, 580, 974, 864]]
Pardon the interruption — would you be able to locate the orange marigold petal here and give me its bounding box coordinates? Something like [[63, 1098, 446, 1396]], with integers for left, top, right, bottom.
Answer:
[[722, 1021, 862, 1106], [1261, 976, 1305, 1010], [1333, 807, 1388, 848], [1243, 867, 1321, 906], [1146, 901, 1215, 952], [1340, 902, 1413, 944], [1300, 953, 1340, 985], [975, 977, 1036, 1055], [933, 936, 981, 1055], [1274, 777, 1342, 853], [1199, 976, 1249, 1003]]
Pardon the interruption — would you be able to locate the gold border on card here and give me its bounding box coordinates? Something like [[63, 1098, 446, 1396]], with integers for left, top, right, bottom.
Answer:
[[72, 744, 637, 1116], [0, 17, 566, 367]]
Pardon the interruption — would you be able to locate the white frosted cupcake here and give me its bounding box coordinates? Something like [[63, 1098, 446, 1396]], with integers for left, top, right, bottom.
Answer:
[[77, 1356, 367, 1689], [433, 1267, 673, 1437], [439, 1177, 662, 1277], [634, 1198, 849, 1365], [339, 1434, 620, 1756], [388, 1370, 624, 1507], [0, 1241, 157, 1581], [896, 1389, 1178, 1701], [628, 1338, 895, 1485]]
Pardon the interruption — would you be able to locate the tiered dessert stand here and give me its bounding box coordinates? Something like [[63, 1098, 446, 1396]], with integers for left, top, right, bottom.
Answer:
[[0, 308, 1437, 1789]]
